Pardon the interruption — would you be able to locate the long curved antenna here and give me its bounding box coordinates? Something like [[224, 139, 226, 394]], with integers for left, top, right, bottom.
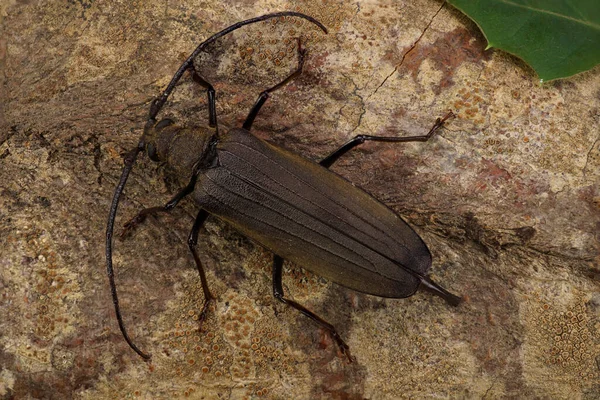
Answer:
[[107, 13, 327, 360], [148, 11, 328, 120], [105, 142, 151, 360]]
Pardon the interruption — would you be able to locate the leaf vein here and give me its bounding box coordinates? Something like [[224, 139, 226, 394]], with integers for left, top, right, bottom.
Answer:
[[497, 0, 600, 30]]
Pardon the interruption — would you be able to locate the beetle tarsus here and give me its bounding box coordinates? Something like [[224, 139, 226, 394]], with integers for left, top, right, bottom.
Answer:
[[320, 111, 456, 167], [187, 209, 217, 332], [330, 331, 355, 363], [272, 255, 355, 361], [120, 171, 201, 238], [119, 208, 158, 238], [197, 298, 215, 324], [427, 110, 454, 137], [243, 37, 308, 130]]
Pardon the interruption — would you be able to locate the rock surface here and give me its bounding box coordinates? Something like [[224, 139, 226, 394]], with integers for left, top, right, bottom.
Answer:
[[1, 0, 598, 399]]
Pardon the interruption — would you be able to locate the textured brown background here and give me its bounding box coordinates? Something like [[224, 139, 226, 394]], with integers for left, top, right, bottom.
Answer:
[[1, 0, 599, 399]]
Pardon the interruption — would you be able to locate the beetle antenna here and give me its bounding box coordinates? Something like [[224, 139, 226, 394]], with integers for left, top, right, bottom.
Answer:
[[148, 11, 328, 120], [106, 140, 152, 360]]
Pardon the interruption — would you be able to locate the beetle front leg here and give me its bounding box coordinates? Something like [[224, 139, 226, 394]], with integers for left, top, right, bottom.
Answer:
[[272, 255, 355, 363], [120, 174, 199, 237], [320, 111, 454, 168], [243, 39, 307, 130], [187, 209, 216, 325], [191, 71, 218, 129]]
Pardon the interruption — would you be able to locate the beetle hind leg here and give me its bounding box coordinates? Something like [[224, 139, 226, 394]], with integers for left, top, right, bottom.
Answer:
[[320, 111, 455, 168], [272, 255, 355, 363]]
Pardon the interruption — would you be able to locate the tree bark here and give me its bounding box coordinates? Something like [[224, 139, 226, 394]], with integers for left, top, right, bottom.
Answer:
[[1, 1, 598, 398]]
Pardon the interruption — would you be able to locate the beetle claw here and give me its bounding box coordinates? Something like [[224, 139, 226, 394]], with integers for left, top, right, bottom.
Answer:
[[196, 297, 216, 331], [120, 214, 146, 238], [340, 346, 356, 364], [330, 331, 355, 363], [296, 38, 308, 63]]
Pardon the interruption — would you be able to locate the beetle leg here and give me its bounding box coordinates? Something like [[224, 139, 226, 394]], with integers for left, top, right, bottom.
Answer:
[[120, 174, 199, 237], [243, 39, 307, 130], [187, 209, 216, 325], [191, 71, 218, 129], [272, 255, 355, 363], [320, 111, 455, 168]]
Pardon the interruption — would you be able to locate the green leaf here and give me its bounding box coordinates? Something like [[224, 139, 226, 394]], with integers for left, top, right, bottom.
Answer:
[[448, 0, 600, 81]]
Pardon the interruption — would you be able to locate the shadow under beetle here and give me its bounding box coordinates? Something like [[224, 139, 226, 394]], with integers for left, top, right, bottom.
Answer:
[[106, 11, 462, 362]]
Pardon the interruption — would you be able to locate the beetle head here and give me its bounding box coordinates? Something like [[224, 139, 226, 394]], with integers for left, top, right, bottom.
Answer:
[[142, 118, 216, 175], [142, 118, 175, 162]]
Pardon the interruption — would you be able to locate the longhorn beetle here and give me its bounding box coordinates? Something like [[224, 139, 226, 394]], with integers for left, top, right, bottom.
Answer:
[[106, 11, 461, 362]]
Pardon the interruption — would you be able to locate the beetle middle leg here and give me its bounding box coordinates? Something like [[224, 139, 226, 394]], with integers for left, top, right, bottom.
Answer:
[[243, 39, 307, 130], [187, 209, 216, 325], [272, 255, 355, 363], [320, 111, 455, 168]]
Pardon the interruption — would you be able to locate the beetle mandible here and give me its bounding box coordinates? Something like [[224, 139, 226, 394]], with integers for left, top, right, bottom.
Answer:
[[106, 11, 462, 363]]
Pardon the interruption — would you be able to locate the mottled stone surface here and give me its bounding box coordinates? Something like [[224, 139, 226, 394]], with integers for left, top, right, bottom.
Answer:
[[1, 0, 598, 399]]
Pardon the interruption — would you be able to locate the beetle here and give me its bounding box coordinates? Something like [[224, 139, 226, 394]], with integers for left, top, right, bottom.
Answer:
[[106, 11, 461, 362]]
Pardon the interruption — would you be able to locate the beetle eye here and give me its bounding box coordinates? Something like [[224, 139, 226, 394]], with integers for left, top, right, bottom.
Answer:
[[147, 143, 160, 161], [156, 119, 174, 130]]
